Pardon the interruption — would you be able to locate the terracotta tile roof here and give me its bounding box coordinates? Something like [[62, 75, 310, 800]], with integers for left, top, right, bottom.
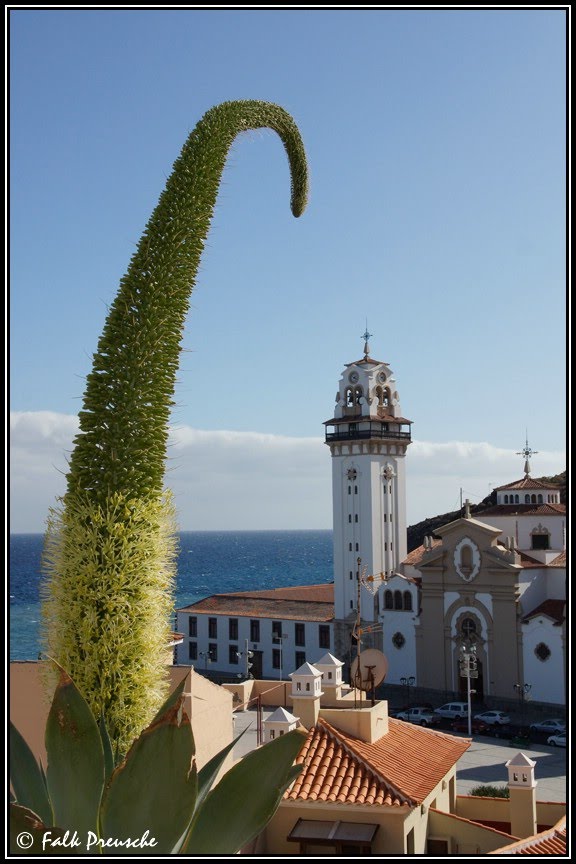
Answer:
[[549, 550, 566, 566], [522, 599, 565, 625], [177, 583, 334, 622], [490, 818, 566, 855], [480, 503, 565, 517], [402, 539, 442, 566], [286, 717, 470, 807], [495, 477, 561, 491]]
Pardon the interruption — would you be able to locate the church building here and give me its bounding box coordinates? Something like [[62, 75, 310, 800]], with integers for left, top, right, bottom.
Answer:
[[176, 335, 565, 708]]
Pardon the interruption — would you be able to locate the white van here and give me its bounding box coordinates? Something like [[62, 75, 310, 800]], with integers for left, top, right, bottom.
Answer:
[[434, 702, 469, 719]]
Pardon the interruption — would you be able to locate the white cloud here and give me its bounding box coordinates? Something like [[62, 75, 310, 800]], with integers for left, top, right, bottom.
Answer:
[[9, 412, 566, 533]]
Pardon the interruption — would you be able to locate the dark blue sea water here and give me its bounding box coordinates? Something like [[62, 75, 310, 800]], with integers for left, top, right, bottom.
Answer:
[[9, 531, 334, 660]]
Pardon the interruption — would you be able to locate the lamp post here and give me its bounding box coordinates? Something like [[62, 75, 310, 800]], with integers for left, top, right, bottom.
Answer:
[[273, 633, 288, 680], [199, 650, 213, 672], [400, 676, 415, 708], [513, 683, 531, 731], [460, 643, 478, 737]]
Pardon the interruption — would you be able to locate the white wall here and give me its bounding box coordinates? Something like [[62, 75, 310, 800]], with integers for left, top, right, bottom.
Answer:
[[176, 611, 333, 679], [522, 618, 565, 704]]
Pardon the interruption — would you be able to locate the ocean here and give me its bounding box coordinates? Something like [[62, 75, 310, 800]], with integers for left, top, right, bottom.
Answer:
[[9, 530, 334, 661]]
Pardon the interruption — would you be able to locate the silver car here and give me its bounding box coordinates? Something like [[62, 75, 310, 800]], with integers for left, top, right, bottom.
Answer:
[[434, 702, 469, 720]]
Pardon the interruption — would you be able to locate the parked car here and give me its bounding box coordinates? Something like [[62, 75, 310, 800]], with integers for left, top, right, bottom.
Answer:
[[451, 718, 489, 734], [395, 706, 440, 727], [547, 732, 566, 748], [434, 702, 469, 720], [530, 719, 566, 734], [473, 711, 510, 726]]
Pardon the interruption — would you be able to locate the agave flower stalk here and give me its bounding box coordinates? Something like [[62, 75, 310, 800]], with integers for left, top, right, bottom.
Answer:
[[42, 101, 308, 755]]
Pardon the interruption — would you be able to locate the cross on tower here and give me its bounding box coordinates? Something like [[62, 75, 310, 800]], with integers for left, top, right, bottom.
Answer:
[[362, 325, 373, 359], [516, 433, 538, 477]]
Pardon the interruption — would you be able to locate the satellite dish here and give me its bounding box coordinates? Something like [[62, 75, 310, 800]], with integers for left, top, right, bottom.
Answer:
[[351, 649, 388, 691]]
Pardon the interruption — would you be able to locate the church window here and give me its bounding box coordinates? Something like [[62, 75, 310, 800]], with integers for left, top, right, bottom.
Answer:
[[537, 494, 543, 503], [535, 642, 551, 662], [384, 542, 387, 551], [349, 542, 352, 551], [354, 386, 363, 405], [385, 590, 393, 610], [355, 514, 358, 522], [403, 591, 412, 611], [394, 590, 402, 610], [296, 682, 301, 692], [384, 514, 387, 522], [390, 541, 393, 550], [525, 495, 530, 504], [349, 571, 353, 580], [346, 388, 355, 407], [305, 682, 310, 692], [461, 618, 477, 639], [348, 514, 352, 523], [348, 486, 351, 494], [392, 632, 405, 649], [531, 494, 537, 504], [531, 528, 550, 550], [350, 600, 354, 609], [504, 494, 509, 503], [355, 485, 358, 494], [355, 543, 359, 551], [460, 545, 473, 576]]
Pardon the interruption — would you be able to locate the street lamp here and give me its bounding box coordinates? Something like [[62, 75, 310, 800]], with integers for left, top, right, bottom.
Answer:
[[199, 650, 213, 671], [513, 683, 531, 730], [400, 676, 415, 707], [273, 633, 288, 680]]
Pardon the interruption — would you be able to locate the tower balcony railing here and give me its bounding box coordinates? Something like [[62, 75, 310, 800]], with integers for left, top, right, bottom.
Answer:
[[325, 427, 412, 443]]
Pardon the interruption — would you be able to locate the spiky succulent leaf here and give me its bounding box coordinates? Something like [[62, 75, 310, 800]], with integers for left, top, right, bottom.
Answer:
[[45, 668, 104, 838], [41, 100, 308, 754], [9, 722, 53, 827], [100, 698, 197, 855], [181, 728, 305, 854], [9, 804, 67, 856]]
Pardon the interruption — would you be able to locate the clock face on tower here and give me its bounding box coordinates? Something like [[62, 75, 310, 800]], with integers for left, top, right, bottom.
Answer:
[[349, 371, 359, 383], [377, 371, 387, 383]]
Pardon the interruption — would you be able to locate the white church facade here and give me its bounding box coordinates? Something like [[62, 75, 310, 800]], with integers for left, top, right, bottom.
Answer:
[[175, 335, 566, 707]]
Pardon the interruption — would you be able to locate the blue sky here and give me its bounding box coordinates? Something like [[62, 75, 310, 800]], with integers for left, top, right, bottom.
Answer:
[[9, 8, 567, 532]]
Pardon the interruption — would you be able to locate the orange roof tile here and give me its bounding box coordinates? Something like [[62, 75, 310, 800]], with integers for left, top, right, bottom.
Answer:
[[522, 599, 565, 625], [402, 539, 442, 566], [286, 717, 470, 807], [549, 550, 566, 567], [490, 818, 566, 855], [480, 503, 565, 517], [495, 477, 561, 491], [177, 583, 334, 622]]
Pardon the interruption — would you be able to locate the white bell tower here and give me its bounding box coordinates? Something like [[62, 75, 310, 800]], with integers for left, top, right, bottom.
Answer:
[[324, 331, 412, 660]]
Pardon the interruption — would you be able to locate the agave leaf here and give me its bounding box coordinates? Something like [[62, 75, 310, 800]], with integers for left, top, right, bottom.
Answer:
[[9, 803, 66, 855], [98, 714, 114, 781], [10, 722, 53, 826], [181, 728, 305, 855], [45, 667, 104, 839], [151, 673, 189, 726], [100, 699, 197, 854], [173, 725, 249, 851]]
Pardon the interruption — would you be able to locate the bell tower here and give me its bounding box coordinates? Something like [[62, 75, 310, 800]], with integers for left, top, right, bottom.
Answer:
[[324, 331, 412, 660]]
